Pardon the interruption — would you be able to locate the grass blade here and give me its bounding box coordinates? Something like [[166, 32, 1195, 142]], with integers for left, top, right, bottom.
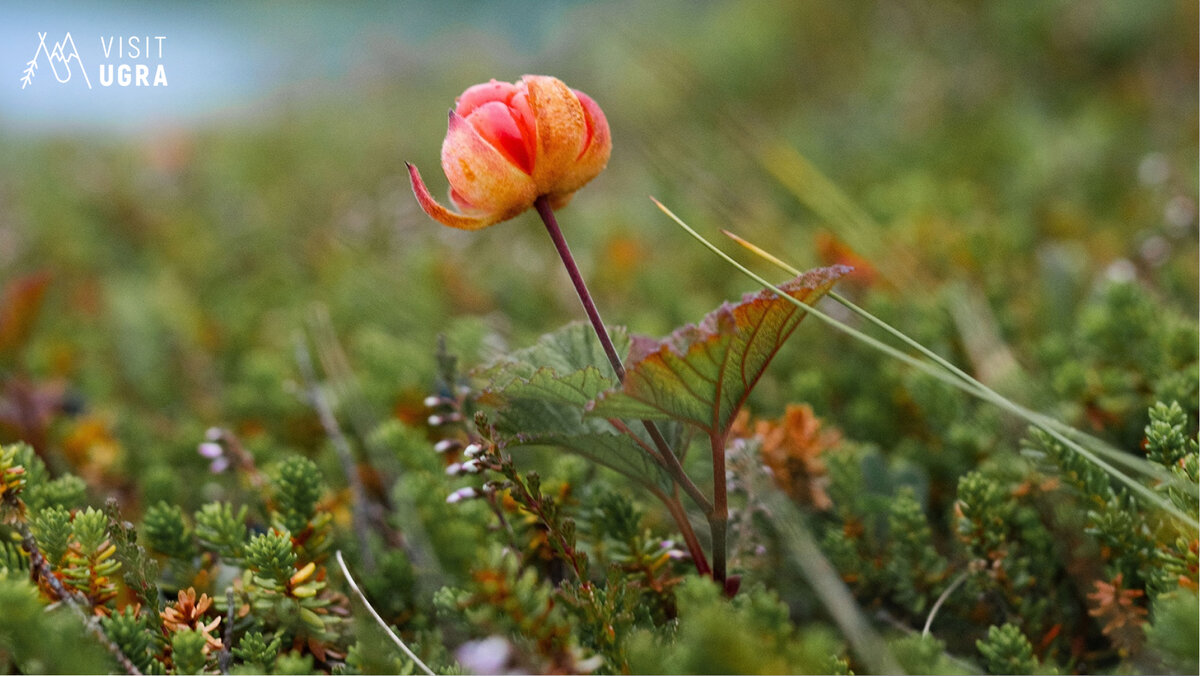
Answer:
[[653, 197, 1198, 528], [335, 551, 436, 676]]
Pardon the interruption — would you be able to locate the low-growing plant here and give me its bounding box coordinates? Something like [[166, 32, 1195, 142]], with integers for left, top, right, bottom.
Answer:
[[0, 50, 1196, 676]]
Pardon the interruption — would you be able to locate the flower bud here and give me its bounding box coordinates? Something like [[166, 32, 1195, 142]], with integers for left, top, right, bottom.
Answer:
[[428, 412, 462, 427], [408, 75, 611, 230]]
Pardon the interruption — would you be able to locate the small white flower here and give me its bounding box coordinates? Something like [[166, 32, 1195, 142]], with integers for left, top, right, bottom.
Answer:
[[455, 636, 512, 675], [446, 487, 479, 504], [429, 412, 462, 426]]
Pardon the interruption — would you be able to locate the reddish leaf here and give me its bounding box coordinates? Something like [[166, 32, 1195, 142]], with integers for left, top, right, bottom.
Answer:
[[588, 265, 848, 439]]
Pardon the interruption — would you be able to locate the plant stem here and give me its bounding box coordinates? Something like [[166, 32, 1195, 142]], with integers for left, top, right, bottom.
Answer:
[[534, 196, 723, 580], [641, 420, 713, 513], [608, 417, 713, 575], [535, 196, 625, 380], [534, 196, 713, 514], [648, 485, 711, 576], [708, 431, 728, 585]]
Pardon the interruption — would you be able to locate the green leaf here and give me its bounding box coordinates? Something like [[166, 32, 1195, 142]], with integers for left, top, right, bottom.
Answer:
[[477, 323, 674, 490], [588, 266, 848, 439], [488, 365, 615, 409], [476, 321, 629, 389]]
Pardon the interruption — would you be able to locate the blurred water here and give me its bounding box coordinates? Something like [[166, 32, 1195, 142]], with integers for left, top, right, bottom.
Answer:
[[1, 1, 580, 136]]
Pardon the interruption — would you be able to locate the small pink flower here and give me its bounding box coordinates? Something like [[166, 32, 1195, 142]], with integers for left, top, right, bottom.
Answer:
[[408, 75, 611, 230], [197, 442, 223, 459]]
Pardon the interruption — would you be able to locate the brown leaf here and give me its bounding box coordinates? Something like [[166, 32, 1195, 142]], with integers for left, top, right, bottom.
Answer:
[[737, 404, 840, 509], [1087, 573, 1147, 655]]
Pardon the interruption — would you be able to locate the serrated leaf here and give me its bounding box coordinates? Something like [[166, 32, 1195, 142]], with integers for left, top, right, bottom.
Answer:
[[483, 365, 614, 409], [588, 266, 849, 439], [476, 323, 673, 490], [486, 390, 674, 491], [476, 321, 629, 389]]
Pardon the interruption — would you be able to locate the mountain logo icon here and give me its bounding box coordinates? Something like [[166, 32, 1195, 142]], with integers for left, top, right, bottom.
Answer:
[[21, 32, 93, 90]]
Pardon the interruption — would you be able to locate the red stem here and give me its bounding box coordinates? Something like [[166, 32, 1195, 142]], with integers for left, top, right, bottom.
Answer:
[[535, 196, 729, 583], [708, 431, 729, 585], [649, 485, 711, 576], [535, 196, 625, 381], [535, 197, 713, 512]]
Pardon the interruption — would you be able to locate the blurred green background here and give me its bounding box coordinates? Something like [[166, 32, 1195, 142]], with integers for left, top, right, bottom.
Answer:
[[1, 0, 1196, 509]]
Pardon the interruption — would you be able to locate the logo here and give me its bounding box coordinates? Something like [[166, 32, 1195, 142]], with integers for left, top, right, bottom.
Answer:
[[21, 32, 92, 89], [19, 32, 168, 90]]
